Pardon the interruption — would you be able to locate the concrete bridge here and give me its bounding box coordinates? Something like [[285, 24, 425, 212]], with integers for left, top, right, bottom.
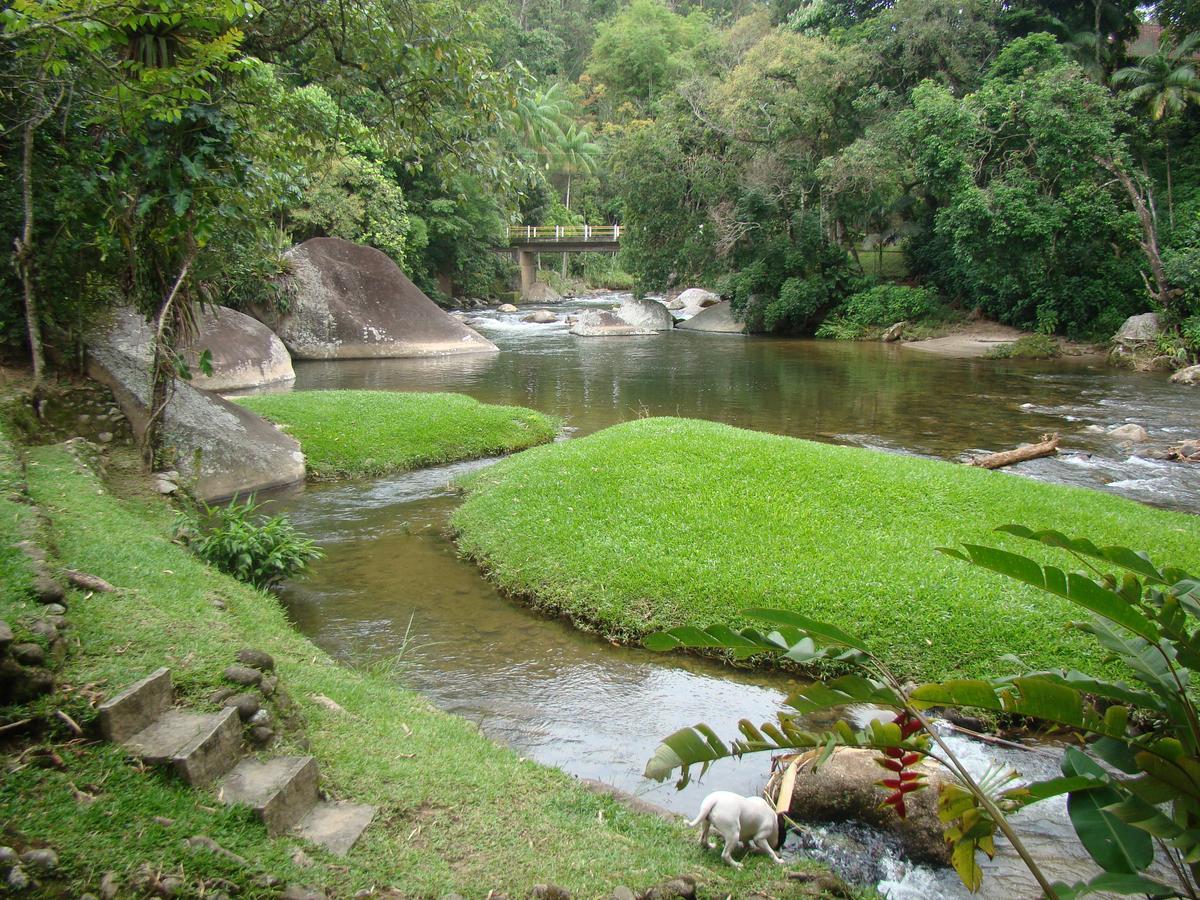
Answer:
[[506, 225, 621, 299]]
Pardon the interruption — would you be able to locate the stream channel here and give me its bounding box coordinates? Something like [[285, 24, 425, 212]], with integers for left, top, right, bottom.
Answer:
[[256, 293, 1200, 898]]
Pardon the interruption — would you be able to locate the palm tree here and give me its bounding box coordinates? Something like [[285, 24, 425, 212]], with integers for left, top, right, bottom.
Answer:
[[1112, 29, 1200, 227], [552, 122, 600, 213], [506, 83, 572, 163]]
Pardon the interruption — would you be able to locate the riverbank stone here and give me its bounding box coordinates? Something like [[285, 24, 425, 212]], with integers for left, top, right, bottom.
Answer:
[[223, 665, 262, 686], [675, 288, 720, 315], [184, 306, 295, 392], [1172, 364, 1200, 385], [1113, 312, 1161, 346], [676, 301, 745, 334], [85, 307, 306, 501], [524, 282, 562, 304], [236, 648, 275, 671], [770, 748, 951, 865], [255, 237, 498, 360], [20, 849, 58, 872], [224, 693, 262, 721], [11, 644, 44, 666], [616, 298, 673, 331]]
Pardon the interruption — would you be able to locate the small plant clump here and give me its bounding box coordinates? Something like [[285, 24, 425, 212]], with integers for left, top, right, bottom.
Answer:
[[174, 496, 322, 589], [984, 333, 1061, 359]]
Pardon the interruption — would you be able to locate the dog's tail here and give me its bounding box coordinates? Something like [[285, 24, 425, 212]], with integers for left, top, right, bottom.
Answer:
[[688, 794, 719, 829]]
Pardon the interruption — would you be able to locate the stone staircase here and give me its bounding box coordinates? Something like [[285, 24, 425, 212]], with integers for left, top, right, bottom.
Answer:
[[98, 668, 374, 856]]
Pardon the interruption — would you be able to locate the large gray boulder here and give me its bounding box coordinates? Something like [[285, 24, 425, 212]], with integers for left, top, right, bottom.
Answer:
[[256, 238, 498, 359], [676, 301, 745, 334], [1113, 312, 1161, 347], [569, 310, 655, 337], [185, 306, 294, 392], [675, 288, 720, 316], [86, 308, 305, 501], [616, 298, 673, 331], [524, 282, 563, 304]]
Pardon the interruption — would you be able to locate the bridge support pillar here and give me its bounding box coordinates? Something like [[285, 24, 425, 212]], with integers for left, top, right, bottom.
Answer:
[[517, 250, 536, 301]]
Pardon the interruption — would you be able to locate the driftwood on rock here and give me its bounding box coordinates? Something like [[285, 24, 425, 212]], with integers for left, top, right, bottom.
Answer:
[[968, 433, 1060, 469]]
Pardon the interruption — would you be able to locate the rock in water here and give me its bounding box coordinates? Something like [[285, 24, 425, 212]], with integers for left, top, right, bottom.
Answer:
[[569, 310, 655, 337], [524, 282, 562, 303], [1112, 312, 1161, 347], [254, 237, 498, 359], [496, 303, 519, 313], [1171, 364, 1200, 385], [1108, 423, 1149, 442], [773, 747, 951, 865], [184, 306, 295, 392], [675, 288, 720, 315], [522, 310, 558, 324], [616, 298, 673, 331], [676, 301, 745, 334], [85, 307, 306, 501]]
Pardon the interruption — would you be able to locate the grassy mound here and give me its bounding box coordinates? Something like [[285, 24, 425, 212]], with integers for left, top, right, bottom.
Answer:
[[237, 390, 559, 479], [453, 418, 1200, 682], [0, 428, 803, 896]]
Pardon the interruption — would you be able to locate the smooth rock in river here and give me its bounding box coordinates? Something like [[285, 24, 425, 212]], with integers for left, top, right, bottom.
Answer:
[[252, 237, 498, 360], [183, 306, 295, 392], [675, 288, 720, 315], [522, 310, 558, 324], [524, 282, 562, 304], [497, 303, 518, 313], [771, 747, 951, 865], [86, 307, 305, 501], [616, 298, 673, 331], [1171, 364, 1200, 385], [1113, 312, 1161, 347], [1108, 423, 1149, 442], [569, 310, 655, 337], [676, 301, 745, 334]]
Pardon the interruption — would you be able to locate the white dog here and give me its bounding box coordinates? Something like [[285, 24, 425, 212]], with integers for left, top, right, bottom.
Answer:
[[689, 791, 786, 868]]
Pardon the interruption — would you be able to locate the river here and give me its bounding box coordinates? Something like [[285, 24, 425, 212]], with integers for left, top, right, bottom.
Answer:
[[259, 294, 1199, 898]]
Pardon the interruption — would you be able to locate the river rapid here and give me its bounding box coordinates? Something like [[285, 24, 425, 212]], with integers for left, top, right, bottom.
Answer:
[[259, 293, 1200, 898]]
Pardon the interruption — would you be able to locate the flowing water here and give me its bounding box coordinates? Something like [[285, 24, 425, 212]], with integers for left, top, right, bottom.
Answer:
[[260, 294, 1200, 897]]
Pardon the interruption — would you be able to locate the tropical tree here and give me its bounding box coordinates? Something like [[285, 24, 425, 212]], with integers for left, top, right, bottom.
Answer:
[[552, 122, 601, 213], [508, 82, 573, 161], [1112, 29, 1200, 227]]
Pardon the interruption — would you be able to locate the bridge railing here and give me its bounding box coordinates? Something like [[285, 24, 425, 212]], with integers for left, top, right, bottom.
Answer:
[[508, 224, 621, 243]]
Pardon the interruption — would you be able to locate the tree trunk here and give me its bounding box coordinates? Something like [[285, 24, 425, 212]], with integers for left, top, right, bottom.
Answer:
[[1093, 0, 1102, 69], [18, 118, 46, 396], [1166, 139, 1174, 231], [143, 253, 196, 467], [1097, 156, 1172, 309], [968, 434, 1060, 469]]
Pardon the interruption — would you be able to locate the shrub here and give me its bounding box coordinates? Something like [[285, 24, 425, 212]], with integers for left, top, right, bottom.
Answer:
[[174, 496, 322, 589], [839, 283, 944, 327], [984, 333, 1061, 359]]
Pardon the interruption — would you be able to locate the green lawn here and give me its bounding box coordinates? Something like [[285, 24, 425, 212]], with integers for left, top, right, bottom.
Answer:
[[236, 390, 559, 479], [452, 417, 1200, 683], [0, 426, 815, 897]]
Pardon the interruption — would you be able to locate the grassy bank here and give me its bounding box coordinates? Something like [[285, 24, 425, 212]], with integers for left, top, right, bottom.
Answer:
[[0, 426, 810, 896], [236, 390, 559, 479], [453, 418, 1200, 683]]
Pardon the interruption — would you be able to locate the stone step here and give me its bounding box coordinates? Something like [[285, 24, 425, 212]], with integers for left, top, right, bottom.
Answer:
[[123, 707, 241, 785], [98, 667, 172, 743], [217, 756, 319, 836], [295, 801, 376, 856]]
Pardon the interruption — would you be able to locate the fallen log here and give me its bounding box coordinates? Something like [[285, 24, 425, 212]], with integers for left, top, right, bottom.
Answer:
[[968, 433, 1060, 469], [65, 570, 115, 593]]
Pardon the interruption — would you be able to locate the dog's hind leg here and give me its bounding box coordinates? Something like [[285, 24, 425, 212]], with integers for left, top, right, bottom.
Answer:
[[721, 835, 743, 869], [698, 819, 713, 849], [753, 838, 785, 865]]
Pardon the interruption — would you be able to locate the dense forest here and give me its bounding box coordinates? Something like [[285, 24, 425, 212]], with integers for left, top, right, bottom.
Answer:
[[2, 0, 1199, 374]]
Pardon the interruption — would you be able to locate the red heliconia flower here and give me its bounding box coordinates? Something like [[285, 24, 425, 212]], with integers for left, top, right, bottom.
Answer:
[[875, 711, 928, 819]]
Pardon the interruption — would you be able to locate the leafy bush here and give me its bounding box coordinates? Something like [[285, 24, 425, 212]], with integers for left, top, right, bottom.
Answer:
[[174, 496, 322, 589], [645, 526, 1200, 897], [813, 315, 865, 340], [840, 284, 944, 327], [984, 333, 1061, 359]]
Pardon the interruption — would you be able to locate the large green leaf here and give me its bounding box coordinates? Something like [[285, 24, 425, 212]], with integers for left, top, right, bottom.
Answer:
[[783, 675, 902, 715], [1062, 748, 1154, 875], [1051, 871, 1180, 898], [742, 608, 873, 653], [995, 526, 1170, 584], [944, 544, 1158, 640]]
